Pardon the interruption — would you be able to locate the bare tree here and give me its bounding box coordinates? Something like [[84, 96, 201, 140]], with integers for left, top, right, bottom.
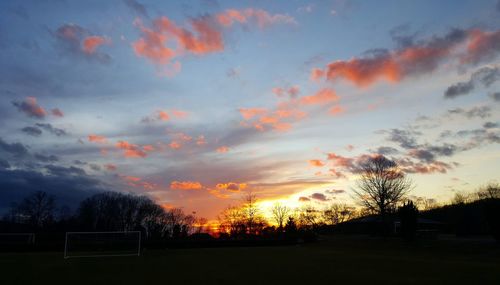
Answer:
[[477, 182, 500, 200], [10, 191, 56, 228], [271, 202, 290, 229], [353, 155, 412, 217], [322, 203, 356, 225]]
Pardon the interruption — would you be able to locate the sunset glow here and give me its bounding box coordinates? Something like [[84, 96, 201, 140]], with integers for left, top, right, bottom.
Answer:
[[1, 0, 499, 222]]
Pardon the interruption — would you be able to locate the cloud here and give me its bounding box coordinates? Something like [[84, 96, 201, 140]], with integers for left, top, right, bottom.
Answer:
[[384, 128, 420, 149], [272, 86, 300, 98], [216, 146, 229, 153], [124, 0, 148, 18], [88, 134, 107, 143], [326, 189, 345, 195], [216, 182, 247, 192], [308, 159, 325, 167], [372, 146, 399, 155], [170, 180, 203, 190], [34, 153, 59, 163], [21, 126, 42, 137], [82, 36, 111, 54], [12, 97, 47, 119], [54, 24, 111, 63], [461, 29, 500, 65], [133, 9, 295, 72], [115, 140, 147, 158], [310, 192, 328, 201], [36, 123, 67, 136], [0, 137, 29, 157], [312, 28, 500, 87], [447, 106, 491, 119], [491, 92, 500, 101], [298, 196, 311, 202], [483, 122, 499, 129], [444, 66, 500, 98], [329, 105, 345, 116], [105, 163, 117, 171], [0, 167, 107, 214], [51, 108, 64, 117], [299, 88, 339, 105]]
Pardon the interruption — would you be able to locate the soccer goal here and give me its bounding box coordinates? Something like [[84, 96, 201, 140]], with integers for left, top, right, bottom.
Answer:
[[0, 233, 35, 249], [64, 231, 141, 259]]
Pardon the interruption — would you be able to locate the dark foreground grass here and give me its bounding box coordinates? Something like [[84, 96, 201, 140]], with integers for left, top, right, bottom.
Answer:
[[1, 236, 499, 285]]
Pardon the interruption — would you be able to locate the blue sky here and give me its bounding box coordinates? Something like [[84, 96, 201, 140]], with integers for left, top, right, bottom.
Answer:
[[1, 0, 499, 219]]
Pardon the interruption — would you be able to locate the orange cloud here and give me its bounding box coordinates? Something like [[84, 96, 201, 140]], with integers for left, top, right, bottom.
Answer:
[[309, 159, 325, 167], [105, 163, 117, 171], [170, 180, 203, 190], [116, 140, 147, 158], [216, 8, 296, 28], [216, 146, 229, 153], [133, 9, 295, 71], [169, 141, 181, 149], [462, 29, 500, 64], [82, 36, 111, 54], [12, 97, 47, 119], [143, 145, 155, 152], [158, 110, 170, 121], [329, 105, 345, 115], [300, 88, 339, 105], [51, 108, 64, 117], [216, 182, 247, 192], [171, 109, 189, 118], [196, 135, 207, 146], [239, 108, 267, 120], [88, 134, 107, 143]]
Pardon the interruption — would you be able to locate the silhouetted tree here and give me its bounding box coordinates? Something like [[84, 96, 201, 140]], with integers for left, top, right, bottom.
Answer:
[[271, 202, 290, 229], [322, 203, 356, 225], [477, 182, 500, 200], [398, 200, 418, 240], [9, 191, 56, 229], [353, 155, 412, 217]]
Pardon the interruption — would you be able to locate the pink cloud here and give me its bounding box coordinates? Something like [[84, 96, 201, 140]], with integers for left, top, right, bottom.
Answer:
[[170, 180, 203, 190], [216, 146, 229, 153], [51, 108, 64, 117], [88, 134, 107, 144], [82, 36, 111, 54], [300, 88, 339, 105], [12, 97, 47, 119], [116, 140, 147, 158]]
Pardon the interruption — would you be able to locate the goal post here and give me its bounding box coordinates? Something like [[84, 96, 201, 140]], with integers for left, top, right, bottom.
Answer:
[[64, 231, 141, 259]]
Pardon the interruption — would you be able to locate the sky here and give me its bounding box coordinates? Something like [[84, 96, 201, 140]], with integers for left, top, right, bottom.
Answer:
[[1, 0, 499, 220]]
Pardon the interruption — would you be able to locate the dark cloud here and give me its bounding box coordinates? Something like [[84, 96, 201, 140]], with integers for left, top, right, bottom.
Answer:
[[21, 126, 42, 137], [444, 66, 500, 98], [372, 146, 399, 155], [491, 92, 500, 101], [0, 159, 10, 169], [12, 97, 46, 119], [34, 153, 59, 163], [35, 123, 67, 136], [325, 189, 345, 195], [310, 193, 328, 201], [0, 167, 108, 214], [447, 106, 491, 119], [389, 24, 417, 48], [53, 24, 111, 64], [483, 122, 499, 128], [385, 128, 420, 149], [89, 164, 101, 171], [0, 137, 29, 156], [444, 81, 474, 98], [45, 165, 86, 176], [124, 0, 148, 18]]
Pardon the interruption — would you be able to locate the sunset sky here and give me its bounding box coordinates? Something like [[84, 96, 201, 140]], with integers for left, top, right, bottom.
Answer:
[[1, 0, 499, 220]]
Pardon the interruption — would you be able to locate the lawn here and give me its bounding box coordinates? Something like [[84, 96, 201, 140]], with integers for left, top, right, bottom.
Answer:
[[1, 236, 499, 285]]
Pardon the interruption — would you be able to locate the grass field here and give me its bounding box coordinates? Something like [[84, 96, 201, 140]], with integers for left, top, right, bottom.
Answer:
[[1, 236, 499, 285]]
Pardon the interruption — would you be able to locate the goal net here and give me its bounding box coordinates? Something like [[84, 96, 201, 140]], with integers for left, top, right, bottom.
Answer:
[[0, 233, 35, 250], [64, 231, 141, 259]]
